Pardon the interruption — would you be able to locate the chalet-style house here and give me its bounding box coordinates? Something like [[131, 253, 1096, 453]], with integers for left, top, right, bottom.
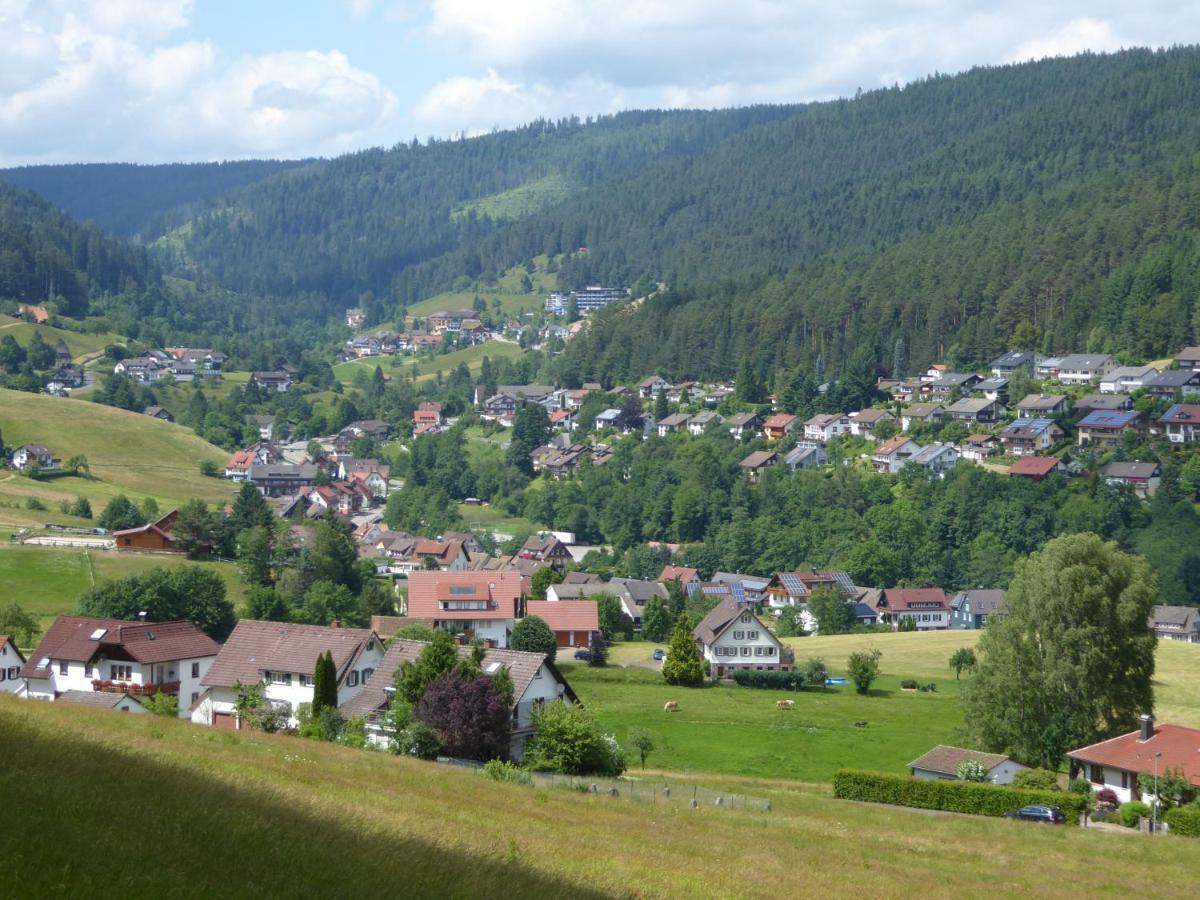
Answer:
[[1016, 394, 1071, 418], [906, 444, 960, 477], [959, 433, 999, 462], [726, 412, 763, 441], [1067, 716, 1200, 805], [1148, 605, 1200, 643], [1008, 456, 1066, 480], [909, 745, 1026, 785], [1176, 346, 1200, 370], [849, 408, 896, 437], [973, 377, 1009, 404], [945, 397, 1004, 424], [763, 570, 857, 612], [639, 375, 670, 399], [342, 639, 577, 760], [1056, 353, 1116, 386], [998, 418, 1064, 456], [1102, 461, 1161, 498], [739, 450, 779, 483], [11, 444, 57, 472], [762, 414, 798, 441], [1142, 368, 1200, 397], [990, 350, 1037, 377], [900, 403, 945, 432], [250, 463, 319, 497], [876, 588, 950, 630], [113, 509, 182, 553], [1160, 404, 1200, 443], [1, 635, 27, 696], [656, 412, 691, 436], [22, 616, 218, 714], [249, 371, 293, 392], [191, 620, 384, 729], [688, 411, 721, 436], [949, 589, 1006, 629], [405, 571, 525, 647], [524, 600, 600, 649], [143, 405, 174, 422], [928, 372, 982, 398], [803, 413, 851, 443], [1100, 366, 1158, 394], [519, 534, 572, 569], [694, 600, 793, 681], [873, 436, 920, 473], [1077, 410, 1146, 448], [785, 444, 826, 471]]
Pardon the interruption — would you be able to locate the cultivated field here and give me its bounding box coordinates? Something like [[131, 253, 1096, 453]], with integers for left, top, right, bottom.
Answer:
[[2, 697, 1195, 898]]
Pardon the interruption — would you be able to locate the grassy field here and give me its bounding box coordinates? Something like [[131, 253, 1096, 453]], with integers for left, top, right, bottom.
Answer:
[[0, 389, 234, 521], [451, 174, 573, 222], [401, 257, 559, 321], [334, 339, 526, 384], [0, 315, 127, 363], [0, 544, 248, 642]]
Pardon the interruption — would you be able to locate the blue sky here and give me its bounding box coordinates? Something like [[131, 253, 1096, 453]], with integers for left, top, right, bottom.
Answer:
[[1, 1, 1198, 166]]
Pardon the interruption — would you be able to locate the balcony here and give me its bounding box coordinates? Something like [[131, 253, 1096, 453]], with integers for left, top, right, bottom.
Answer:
[[91, 679, 180, 696]]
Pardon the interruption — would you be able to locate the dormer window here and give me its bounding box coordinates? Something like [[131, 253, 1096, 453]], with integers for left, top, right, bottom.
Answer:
[[740, 613, 751, 624]]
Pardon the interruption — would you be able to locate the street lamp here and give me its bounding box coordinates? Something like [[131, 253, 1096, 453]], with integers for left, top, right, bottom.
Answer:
[[1153, 751, 1163, 832]]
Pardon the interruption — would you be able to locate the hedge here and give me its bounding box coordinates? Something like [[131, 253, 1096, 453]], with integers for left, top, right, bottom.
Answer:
[[1164, 804, 1200, 837], [732, 670, 817, 690], [832, 769, 1087, 824]]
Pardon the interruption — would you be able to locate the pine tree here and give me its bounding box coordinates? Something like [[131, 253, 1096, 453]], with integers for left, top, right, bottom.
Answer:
[[661, 616, 704, 686], [892, 335, 907, 379], [653, 388, 668, 422], [311, 651, 338, 716]]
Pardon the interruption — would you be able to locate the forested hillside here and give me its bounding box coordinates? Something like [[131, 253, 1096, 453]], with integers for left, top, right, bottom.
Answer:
[[0, 160, 310, 239]]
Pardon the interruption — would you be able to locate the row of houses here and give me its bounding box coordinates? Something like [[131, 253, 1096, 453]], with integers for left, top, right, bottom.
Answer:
[[114, 348, 227, 383]]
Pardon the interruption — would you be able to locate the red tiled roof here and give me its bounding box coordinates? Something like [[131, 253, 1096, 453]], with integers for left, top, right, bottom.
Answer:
[[763, 414, 796, 429], [203, 620, 378, 688], [659, 565, 699, 584], [1009, 456, 1062, 478], [1068, 723, 1200, 787], [406, 571, 524, 621], [524, 600, 599, 633], [21, 616, 218, 678], [883, 588, 948, 611], [875, 435, 915, 455], [227, 450, 255, 470]]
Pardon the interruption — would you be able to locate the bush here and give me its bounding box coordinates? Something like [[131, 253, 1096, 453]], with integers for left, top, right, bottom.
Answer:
[[24, 496, 46, 511], [394, 721, 441, 759], [1095, 787, 1119, 807], [1164, 803, 1200, 837], [732, 670, 805, 690], [1013, 769, 1061, 792], [524, 702, 625, 777], [917, 682, 937, 693], [801, 657, 828, 688], [900, 679, 919, 690], [832, 770, 1086, 824], [956, 759, 989, 782], [482, 760, 532, 785], [1119, 801, 1151, 828]]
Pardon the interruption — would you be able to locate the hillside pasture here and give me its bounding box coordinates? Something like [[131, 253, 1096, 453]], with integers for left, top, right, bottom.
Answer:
[[334, 340, 526, 384], [0, 315, 127, 363]]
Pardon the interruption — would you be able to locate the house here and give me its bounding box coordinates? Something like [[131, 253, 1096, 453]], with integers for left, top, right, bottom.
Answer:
[[548, 577, 667, 629], [22, 615, 218, 714], [404, 571, 525, 647], [249, 463, 319, 497], [114, 356, 164, 383], [1008, 456, 1066, 480], [1034, 356, 1063, 379], [524, 600, 600, 649], [921, 364, 947, 382], [949, 589, 1006, 629], [1159, 404, 1200, 443], [369, 534, 471, 574], [249, 415, 276, 440], [1077, 410, 1145, 448], [1175, 346, 1200, 371], [1141, 368, 1200, 398], [340, 639, 577, 761], [785, 444, 826, 471], [593, 408, 623, 431], [959, 433, 999, 462], [763, 570, 857, 612], [427, 309, 480, 333], [413, 408, 441, 430], [1016, 394, 1071, 418], [928, 372, 982, 398], [687, 411, 721, 436], [113, 510, 181, 552], [344, 419, 391, 443], [876, 588, 949, 630], [1056, 353, 1116, 385], [1100, 366, 1158, 394], [762, 414, 798, 441], [481, 392, 520, 425], [656, 412, 691, 436], [191, 620, 384, 729], [1148, 605, 1200, 643], [990, 351, 1038, 378], [998, 418, 1064, 456], [659, 565, 701, 589], [249, 371, 293, 392], [694, 600, 793, 680], [802, 413, 851, 443], [519, 534, 573, 569], [726, 412, 764, 440], [340, 458, 391, 498], [143, 405, 174, 422], [909, 745, 1027, 785], [944, 397, 1005, 424], [549, 408, 577, 431], [1076, 393, 1133, 415], [10, 444, 57, 471], [739, 450, 779, 483], [55, 689, 149, 713], [906, 443, 960, 477], [639, 375, 670, 399], [307, 483, 367, 517], [872, 436, 920, 473], [1067, 716, 1200, 805], [974, 375, 1009, 402], [710, 572, 772, 605], [1102, 461, 1161, 498], [0, 635, 27, 696], [850, 408, 896, 438], [900, 403, 945, 432]]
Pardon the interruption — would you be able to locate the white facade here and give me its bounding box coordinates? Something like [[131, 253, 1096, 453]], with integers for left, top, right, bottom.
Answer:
[[0, 638, 26, 696], [1078, 762, 1145, 805], [25, 652, 215, 717], [912, 759, 1026, 786], [702, 610, 786, 673], [891, 608, 949, 630]]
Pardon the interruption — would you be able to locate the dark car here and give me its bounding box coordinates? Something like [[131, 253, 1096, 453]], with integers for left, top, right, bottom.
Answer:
[[573, 649, 592, 661], [652, 649, 666, 661], [1004, 805, 1065, 824]]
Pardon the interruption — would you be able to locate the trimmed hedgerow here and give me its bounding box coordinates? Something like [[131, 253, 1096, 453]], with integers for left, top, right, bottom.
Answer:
[[732, 670, 825, 690], [1164, 804, 1200, 837], [832, 769, 1086, 824]]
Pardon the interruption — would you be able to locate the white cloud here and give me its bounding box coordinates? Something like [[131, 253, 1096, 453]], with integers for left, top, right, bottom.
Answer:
[[0, 1, 398, 164], [1007, 17, 1125, 62]]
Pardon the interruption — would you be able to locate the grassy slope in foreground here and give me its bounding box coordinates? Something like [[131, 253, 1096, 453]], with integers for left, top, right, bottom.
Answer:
[[2, 698, 1195, 899], [0, 388, 234, 509]]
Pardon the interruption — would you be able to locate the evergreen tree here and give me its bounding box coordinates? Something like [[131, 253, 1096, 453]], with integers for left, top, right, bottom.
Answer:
[[892, 335, 907, 380], [311, 650, 338, 717], [661, 616, 703, 686], [511, 615, 558, 660], [653, 388, 668, 422]]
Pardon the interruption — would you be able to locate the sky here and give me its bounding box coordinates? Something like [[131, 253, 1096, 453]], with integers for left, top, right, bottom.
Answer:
[[1, 0, 1198, 166]]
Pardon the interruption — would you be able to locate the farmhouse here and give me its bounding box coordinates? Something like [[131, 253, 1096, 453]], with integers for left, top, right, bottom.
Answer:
[[192, 620, 383, 729], [763, 570, 857, 612], [519, 534, 572, 568], [10, 444, 57, 472], [22, 615, 218, 713], [405, 571, 525, 647], [694, 600, 792, 680], [427, 309, 480, 333], [949, 589, 1006, 629], [0, 635, 27, 696], [1148, 605, 1200, 643], [1067, 716, 1200, 805], [876, 588, 950, 630], [113, 510, 181, 552], [342, 639, 577, 760], [909, 745, 1026, 785]]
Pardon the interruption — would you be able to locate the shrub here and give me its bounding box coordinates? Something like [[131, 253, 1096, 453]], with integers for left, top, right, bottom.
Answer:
[[900, 679, 919, 690], [415, 673, 511, 762], [917, 682, 937, 693], [832, 770, 1086, 824], [801, 657, 828, 688], [394, 722, 441, 759], [1119, 801, 1151, 828], [732, 670, 808, 690], [846, 648, 881, 694], [1164, 803, 1200, 837], [482, 760, 533, 784], [524, 702, 625, 777], [1095, 787, 1119, 807], [956, 760, 989, 782], [1013, 769, 1061, 792], [24, 496, 46, 511], [511, 615, 557, 661]]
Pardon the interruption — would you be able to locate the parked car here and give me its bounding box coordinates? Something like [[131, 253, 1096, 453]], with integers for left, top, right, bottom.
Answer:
[[652, 648, 666, 661], [573, 649, 592, 661], [1004, 805, 1065, 824]]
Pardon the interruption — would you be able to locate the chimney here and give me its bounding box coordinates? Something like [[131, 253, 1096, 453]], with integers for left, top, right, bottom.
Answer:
[[1138, 714, 1154, 742], [137, 611, 147, 622]]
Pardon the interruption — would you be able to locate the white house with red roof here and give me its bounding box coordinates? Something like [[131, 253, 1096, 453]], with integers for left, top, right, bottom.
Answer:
[[524, 600, 600, 649], [405, 571, 525, 647], [0, 634, 27, 696], [20, 616, 218, 714], [190, 620, 384, 729], [876, 588, 950, 630], [694, 600, 792, 681], [1068, 715, 1200, 805]]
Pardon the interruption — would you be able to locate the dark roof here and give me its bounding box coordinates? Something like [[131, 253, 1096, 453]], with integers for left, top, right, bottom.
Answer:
[[1016, 394, 1068, 410], [882, 588, 948, 611], [1077, 393, 1131, 411], [693, 598, 749, 646], [203, 620, 378, 688], [990, 350, 1035, 368], [1149, 605, 1199, 629], [1078, 410, 1140, 429], [739, 450, 778, 469], [21, 616, 218, 679], [1102, 462, 1160, 480], [1144, 370, 1200, 388], [909, 745, 1015, 776], [951, 589, 1006, 615], [56, 690, 146, 709]]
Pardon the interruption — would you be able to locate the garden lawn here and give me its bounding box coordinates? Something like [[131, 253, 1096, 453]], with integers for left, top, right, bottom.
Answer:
[[3, 696, 1197, 899], [562, 663, 965, 784]]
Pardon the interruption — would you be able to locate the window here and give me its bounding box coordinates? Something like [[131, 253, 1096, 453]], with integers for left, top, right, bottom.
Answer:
[[110, 664, 132, 681], [740, 613, 751, 624], [1121, 772, 1129, 789], [191, 662, 200, 678], [59, 661, 68, 675], [348, 671, 360, 687], [84, 664, 93, 678], [299, 674, 314, 687], [741, 647, 751, 657], [1090, 765, 1105, 785], [754, 647, 763, 657], [362, 668, 374, 682], [748, 630, 759, 639], [267, 671, 292, 686], [765, 646, 775, 657], [733, 631, 744, 640], [191, 692, 199, 704]]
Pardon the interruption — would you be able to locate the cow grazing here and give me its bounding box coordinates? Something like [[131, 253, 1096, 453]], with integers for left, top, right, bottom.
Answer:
[[776, 699, 795, 710], [663, 701, 679, 712]]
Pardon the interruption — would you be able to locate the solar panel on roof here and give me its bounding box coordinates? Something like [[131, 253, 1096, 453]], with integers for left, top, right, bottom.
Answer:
[[731, 583, 746, 604], [89, 628, 107, 640], [833, 572, 856, 593], [780, 573, 806, 596]]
